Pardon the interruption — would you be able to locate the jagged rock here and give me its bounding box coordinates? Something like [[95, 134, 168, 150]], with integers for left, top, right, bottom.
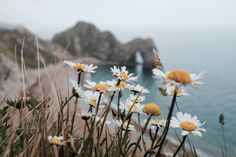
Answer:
[[53, 21, 156, 69]]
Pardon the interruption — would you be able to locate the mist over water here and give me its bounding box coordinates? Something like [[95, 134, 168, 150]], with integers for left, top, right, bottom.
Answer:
[[91, 29, 236, 156]]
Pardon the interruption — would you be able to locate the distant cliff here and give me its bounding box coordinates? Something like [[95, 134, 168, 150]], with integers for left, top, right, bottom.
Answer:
[[0, 21, 157, 70], [53, 21, 156, 69]]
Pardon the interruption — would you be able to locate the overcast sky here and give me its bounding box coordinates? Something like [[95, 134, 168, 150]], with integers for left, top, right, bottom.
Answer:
[[1, 0, 236, 39]]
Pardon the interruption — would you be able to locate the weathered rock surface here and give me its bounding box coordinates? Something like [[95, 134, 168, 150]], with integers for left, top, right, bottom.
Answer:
[[0, 27, 65, 68], [53, 21, 156, 69]]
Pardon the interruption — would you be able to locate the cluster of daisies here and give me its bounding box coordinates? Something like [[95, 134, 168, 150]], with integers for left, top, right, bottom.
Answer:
[[48, 59, 206, 154], [152, 68, 206, 137]]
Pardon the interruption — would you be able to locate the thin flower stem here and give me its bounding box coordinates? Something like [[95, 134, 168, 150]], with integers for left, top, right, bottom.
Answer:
[[77, 72, 81, 85], [94, 92, 103, 119], [82, 92, 102, 155], [221, 125, 228, 157], [173, 135, 187, 157], [83, 122, 86, 139], [156, 86, 178, 156], [97, 92, 116, 135], [117, 90, 122, 120], [70, 97, 78, 134], [131, 114, 152, 157], [138, 113, 141, 125], [151, 126, 159, 149]]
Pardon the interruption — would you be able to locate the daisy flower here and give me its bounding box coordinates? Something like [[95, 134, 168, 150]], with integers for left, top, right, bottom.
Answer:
[[152, 68, 204, 86], [166, 85, 189, 97], [171, 112, 206, 137], [70, 79, 84, 97], [129, 94, 145, 103], [143, 103, 162, 116], [64, 60, 97, 73], [111, 66, 138, 82], [84, 80, 115, 93], [106, 79, 129, 90], [113, 119, 135, 131], [127, 84, 149, 94], [120, 99, 143, 113], [48, 135, 65, 146], [84, 90, 105, 108]]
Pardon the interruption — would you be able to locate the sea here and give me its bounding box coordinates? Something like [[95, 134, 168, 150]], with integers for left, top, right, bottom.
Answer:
[[89, 29, 236, 156]]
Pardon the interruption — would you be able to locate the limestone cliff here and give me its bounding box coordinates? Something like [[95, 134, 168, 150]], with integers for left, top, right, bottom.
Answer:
[[53, 21, 156, 69]]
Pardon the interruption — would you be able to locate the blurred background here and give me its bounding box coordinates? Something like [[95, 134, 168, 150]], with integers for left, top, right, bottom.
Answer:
[[1, 0, 236, 156]]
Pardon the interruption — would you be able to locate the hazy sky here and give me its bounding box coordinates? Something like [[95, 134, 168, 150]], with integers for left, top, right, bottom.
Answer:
[[1, 0, 236, 39]]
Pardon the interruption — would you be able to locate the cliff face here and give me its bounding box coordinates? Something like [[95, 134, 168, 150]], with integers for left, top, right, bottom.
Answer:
[[53, 21, 156, 69], [0, 22, 157, 69], [0, 27, 65, 68]]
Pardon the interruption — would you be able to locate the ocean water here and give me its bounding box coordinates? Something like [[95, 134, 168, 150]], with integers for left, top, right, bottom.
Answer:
[[90, 29, 236, 156]]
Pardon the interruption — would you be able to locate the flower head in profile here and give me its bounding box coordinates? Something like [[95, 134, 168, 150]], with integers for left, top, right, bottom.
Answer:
[[127, 84, 149, 94], [70, 79, 84, 97], [166, 85, 189, 97], [129, 94, 145, 103], [143, 103, 161, 116], [111, 66, 138, 82], [85, 80, 115, 93], [48, 135, 65, 146], [64, 60, 97, 73], [84, 91, 105, 108], [120, 100, 143, 113], [113, 119, 135, 131], [152, 68, 204, 86], [106, 79, 129, 90], [171, 112, 206, 137]]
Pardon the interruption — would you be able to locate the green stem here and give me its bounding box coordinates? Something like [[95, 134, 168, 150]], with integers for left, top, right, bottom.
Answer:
[[156, 86, 178, 156], [173, 135, 187, 157]]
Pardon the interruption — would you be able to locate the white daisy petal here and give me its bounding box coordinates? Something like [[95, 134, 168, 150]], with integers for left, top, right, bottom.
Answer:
[[64, 60, 75, 67], [182, 130, 189, 136], [172, 112, 206, 137], [152, 68, 166, 79]]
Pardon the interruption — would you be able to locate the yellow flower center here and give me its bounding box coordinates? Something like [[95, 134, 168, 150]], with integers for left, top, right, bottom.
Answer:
[[167, 70, 192, 85], [117, 72, 129, 80], [73, 63, 86, 72], [115, 81, 127, 88], [127, 104, 139, 111], [143, 103, 161, 116], [94, 83, 109, 92], [180, 121, 197, 131], [90, 98, 97, 107]]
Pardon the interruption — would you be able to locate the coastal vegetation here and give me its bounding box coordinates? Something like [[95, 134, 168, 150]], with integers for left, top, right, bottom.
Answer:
[[1, 47, 220, 157]]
